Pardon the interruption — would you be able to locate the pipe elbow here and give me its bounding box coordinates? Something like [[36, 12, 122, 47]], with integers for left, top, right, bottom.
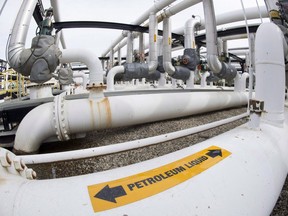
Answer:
[[207, 54, 222, 73], [13, 103, 55, 154], [107, 66, 125, 91], [8, 44, 24, 70], [60, 49, 104, 86], [163, 61, 175, 75], [148, 60, 158, 73]]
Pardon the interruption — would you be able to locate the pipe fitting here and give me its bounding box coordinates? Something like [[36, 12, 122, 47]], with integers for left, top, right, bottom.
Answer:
[[0, 150, 12, 167], [25, 168, 37, 180], [180, 48, 199, 71], [124, 63, 160, 81], [13, 158, 26, 172], [15, 35, 61, 83], [53, 94, 70, 141], [217, 62, 237, 82], [172, 66, 191, 81]]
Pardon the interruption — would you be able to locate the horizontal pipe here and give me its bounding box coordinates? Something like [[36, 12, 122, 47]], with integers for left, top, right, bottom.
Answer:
[[102, 0, 176, 57], [13, 91, 249, 153], [2, 110, 288, 215], [20, 112, 248, 164]]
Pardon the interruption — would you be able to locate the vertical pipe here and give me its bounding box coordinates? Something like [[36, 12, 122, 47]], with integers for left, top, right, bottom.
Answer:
[[202, 0, 222, 73], [139, 33, 145, 63], [148, 12, 158, 72], [126, 31, 134, 64], [163, 17, 175, 75], [254, 22, 286, 126]]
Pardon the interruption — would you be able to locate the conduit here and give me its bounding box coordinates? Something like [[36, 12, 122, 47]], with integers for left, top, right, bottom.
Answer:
[[20, 112, 248, 164], [13, 91, 249, 154]]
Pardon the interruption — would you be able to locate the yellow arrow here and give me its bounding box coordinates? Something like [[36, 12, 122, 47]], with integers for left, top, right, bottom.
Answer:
[[87, 145, 231, 212]]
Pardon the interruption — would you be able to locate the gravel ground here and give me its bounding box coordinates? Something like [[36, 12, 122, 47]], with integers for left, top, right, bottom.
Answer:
[[27, 106, 288, 215]]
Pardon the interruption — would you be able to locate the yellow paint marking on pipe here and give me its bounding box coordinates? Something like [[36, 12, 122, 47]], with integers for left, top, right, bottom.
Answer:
[[87, 145, 231, 212], [154, 34, 157, 42]]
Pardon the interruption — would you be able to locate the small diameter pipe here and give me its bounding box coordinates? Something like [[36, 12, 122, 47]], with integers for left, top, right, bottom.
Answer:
[[60, 49, 103, 86], [201, 71, 210, 87], [20, 112, 248, 164], [107, 66, 125, 91]]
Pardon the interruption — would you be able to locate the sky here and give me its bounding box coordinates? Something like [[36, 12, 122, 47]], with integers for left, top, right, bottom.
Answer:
[[0, 0, 267, 62]]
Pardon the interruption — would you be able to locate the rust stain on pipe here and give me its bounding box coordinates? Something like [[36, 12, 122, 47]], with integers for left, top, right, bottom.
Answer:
[[89, 97, 112, 129]]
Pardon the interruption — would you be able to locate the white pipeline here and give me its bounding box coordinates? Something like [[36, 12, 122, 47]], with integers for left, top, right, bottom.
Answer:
[[20, 112, 248, 164], [1, 110, 288, 216], [13, 91, 249, 153], [253, 22, 286, 126]]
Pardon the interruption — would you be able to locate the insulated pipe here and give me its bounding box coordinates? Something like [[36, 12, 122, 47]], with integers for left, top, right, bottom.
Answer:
[[50, 0, 66, 49], [184, 16, 201, 49], [20, 112, 248, 164], [3, 113, 288, 216], [158, 0, 202, 20], [126, 31, 134, 64], [252, 22, 286, 126], [163, 17, 175, 76], [13, 91, 249, 154], [60, 49, 104, 86], [203, 0, 222, 73], [148, 12, 158, 72], [102, 0, 177, 57], [107, 66, 125, 91], [8, 0, 38, 70], [173, 6, 268, 35]]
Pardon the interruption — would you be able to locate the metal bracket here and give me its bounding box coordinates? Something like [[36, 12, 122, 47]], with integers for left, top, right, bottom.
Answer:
[[249, 99, 264, 113]]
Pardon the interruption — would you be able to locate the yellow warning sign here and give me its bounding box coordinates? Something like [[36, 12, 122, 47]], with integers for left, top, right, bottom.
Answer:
[[87, 145, 231, 212]]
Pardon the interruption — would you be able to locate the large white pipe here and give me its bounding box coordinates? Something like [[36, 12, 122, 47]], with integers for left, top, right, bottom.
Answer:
[[252, 22, 286, 126], [60, 49, 104, 86], [173, 6, 268, 35], [102, 0, 177, 57], [13, 91, 249, 153], [8, 0, 38, 69], [2, 111, 288, 215]]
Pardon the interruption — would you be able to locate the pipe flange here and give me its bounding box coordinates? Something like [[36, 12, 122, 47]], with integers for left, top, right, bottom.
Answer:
[[53, 94, 70, 141]]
